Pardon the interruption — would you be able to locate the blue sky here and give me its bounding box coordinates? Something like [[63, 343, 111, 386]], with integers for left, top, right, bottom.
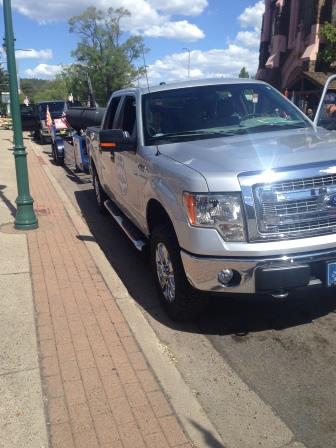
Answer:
[[0, 0, 264, 83]]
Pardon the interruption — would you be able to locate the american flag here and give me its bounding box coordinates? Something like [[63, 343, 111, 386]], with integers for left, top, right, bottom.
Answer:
[[46, 105, 52, 128]]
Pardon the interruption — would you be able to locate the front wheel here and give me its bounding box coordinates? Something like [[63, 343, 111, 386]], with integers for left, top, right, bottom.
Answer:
[[39, 131, 46, 145], [150, 225, 208, 320], [92, 169, 108, 214]]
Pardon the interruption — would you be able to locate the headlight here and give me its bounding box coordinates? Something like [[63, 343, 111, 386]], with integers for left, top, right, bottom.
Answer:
[[183, 192, 246, 242]]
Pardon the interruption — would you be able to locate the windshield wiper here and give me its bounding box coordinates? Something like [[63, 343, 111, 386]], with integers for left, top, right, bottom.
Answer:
[[150, 129, 248, 140], [244, 122, 308, 132], [151, 130, 211, 139]]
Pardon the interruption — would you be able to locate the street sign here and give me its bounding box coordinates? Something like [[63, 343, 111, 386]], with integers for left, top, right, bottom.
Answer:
[[1, 91, 10, 103]]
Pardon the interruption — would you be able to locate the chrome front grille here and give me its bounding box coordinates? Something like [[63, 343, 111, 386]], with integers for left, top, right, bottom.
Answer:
[[254, 174, 336, 240], [271, 174, 336, 192], [262, 198, 319, 216]]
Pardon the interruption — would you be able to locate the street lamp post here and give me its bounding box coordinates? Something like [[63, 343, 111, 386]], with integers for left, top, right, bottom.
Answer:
[[2, 0, 38, 230], [182, 48, 191, 79]]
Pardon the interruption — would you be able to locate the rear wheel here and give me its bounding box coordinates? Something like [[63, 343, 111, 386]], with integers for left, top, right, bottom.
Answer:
[[92, 169, 108, 214], [150, 224, 208, 320], [52, 144, 64, 166], [39, 131, 46, 145]]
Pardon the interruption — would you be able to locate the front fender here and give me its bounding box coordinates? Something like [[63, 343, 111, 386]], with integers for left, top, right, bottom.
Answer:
[[143, 155, 208, 241]]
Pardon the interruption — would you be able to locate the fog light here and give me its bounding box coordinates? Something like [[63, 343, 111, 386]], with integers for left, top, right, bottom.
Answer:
[[218, 269, 234, 286]]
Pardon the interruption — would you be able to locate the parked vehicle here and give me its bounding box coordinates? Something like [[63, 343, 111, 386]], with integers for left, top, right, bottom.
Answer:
[[50, 106, 105, 169], [35, 100, 66, 144], [20, 103, 39, 132], [35, 100, 82, 144], [86, 78, 336, 320], [314, 74, 336, 130]]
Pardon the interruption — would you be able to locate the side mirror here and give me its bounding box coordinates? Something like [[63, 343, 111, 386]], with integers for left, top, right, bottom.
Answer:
[[314, 74, 336, 127], [99, 129, 136, 151]]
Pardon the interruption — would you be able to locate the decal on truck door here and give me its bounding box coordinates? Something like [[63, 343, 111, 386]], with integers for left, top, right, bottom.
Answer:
[[116, 155, 128, 195]]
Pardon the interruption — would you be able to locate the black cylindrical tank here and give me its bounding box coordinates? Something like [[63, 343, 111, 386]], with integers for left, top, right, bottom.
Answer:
[[65, 107, 106, 132]]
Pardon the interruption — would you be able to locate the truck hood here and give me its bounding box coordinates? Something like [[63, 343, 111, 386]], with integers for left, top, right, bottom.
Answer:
[[157, 127, 336, 191]]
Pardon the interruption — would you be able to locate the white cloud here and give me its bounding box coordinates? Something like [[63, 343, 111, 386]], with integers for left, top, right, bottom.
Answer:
[[24, 64, 62, 79], [143, 21, 204, 41], [141, 1, 264, 84], [15, 49, 53, 60], [0, 47, 53, 60], [148, 0, 208, 16], [9, 0, 206, 42], [143, 46, 259, 85], [235, 29, 261, 48], [238, 0, 264, 29]]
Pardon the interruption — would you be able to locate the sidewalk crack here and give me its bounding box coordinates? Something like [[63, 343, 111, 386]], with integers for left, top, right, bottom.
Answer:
[[0, 366, 39, 378]]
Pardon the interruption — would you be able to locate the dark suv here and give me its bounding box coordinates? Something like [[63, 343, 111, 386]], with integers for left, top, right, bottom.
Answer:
[[36, 101, 67, 144]]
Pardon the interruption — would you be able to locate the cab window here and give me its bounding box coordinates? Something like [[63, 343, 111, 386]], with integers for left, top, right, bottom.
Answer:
[[118, 96, 137, 137], [104, 96, 121, 129]]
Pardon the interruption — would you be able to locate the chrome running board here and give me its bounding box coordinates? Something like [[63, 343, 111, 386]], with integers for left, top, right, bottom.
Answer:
[[104, 200, 146, 251]]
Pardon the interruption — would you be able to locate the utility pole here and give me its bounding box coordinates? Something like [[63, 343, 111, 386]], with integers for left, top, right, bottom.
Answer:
[[3, 0, 38, 230]]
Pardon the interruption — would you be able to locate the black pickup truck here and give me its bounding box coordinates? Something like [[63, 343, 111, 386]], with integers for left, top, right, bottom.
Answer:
[[20, 103, 39, 133]]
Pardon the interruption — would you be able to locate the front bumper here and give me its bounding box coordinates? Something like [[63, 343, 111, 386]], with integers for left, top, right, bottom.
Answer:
[[180, 248, 336, 294]]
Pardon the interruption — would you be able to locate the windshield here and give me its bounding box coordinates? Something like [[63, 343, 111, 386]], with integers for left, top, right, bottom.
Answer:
[[316, 89, 336, 131], [142, 83, 310, 145], [20, 105, 36, 115], [38, 102, 65, 119]]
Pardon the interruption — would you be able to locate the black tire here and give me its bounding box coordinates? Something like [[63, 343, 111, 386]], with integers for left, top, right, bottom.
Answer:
[[55, 145, 64, 166], [39, 131, 46, 145], [52, 144, 59, 165], [53, 147, 64, 166], [150, 224, 208, 321], [92, 169, 108, 214]]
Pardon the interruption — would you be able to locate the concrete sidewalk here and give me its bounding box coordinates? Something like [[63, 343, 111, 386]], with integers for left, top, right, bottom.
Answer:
[[0, 130, 196, 448], [0, 132, 48, 448]]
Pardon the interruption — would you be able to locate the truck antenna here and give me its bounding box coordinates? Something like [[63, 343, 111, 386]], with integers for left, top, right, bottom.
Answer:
[[87, 72, 97, 108], [142, 48, 150, 93]]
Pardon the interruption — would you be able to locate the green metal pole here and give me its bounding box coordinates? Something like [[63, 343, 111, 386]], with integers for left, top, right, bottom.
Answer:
[[3, 0, 38, 230]]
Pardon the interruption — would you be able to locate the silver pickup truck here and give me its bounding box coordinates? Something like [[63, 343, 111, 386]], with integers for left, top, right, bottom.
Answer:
[[86, 77, 336, 320]]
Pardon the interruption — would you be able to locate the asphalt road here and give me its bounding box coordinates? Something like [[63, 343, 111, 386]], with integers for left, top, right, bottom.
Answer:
[[38, 141, 336, 448]]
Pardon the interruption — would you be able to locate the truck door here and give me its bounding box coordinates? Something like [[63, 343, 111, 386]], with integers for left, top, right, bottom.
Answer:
[[314, 74, 336, 130], [111, 95, 146, 229], [99, 96, 122, 196]]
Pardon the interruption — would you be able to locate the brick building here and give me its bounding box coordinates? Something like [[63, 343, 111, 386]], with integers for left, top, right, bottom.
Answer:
[[256, 0, 336, 113]]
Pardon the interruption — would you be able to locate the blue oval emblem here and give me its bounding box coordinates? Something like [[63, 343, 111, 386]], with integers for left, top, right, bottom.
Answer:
[[325, 193, 336, 208]]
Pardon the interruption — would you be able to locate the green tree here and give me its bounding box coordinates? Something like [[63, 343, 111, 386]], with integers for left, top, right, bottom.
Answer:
[[33, 77, 68, 102], [20, 78, 50, 102], [59, 64, 92, 104], [238, 67, 250, 78], [0, 67, 9, 114], [0, 66, 8, 90], [68, 6, 145, 104], [319, 22, 336, 67]]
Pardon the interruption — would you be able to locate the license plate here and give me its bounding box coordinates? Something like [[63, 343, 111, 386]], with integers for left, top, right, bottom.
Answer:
[[327, 262, 336, 286]]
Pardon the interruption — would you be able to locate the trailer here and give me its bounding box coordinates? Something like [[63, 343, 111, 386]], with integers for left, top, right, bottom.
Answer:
[[50, 117, 90, 172], [63, 134, 89, 172]]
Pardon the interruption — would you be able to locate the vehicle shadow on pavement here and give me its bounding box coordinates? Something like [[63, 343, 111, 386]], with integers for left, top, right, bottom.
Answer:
[[196, 288, 336, 336], [189, 420, 225, 447], [73, 188, 336, 337]]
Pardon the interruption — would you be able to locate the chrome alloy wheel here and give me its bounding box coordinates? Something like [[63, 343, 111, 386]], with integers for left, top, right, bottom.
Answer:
[[155, 242, 176, 302]]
